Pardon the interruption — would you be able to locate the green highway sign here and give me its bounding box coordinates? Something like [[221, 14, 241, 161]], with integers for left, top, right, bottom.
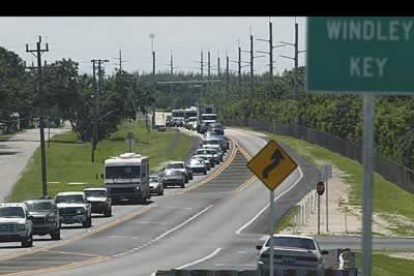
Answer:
[[306, 17, 414, 93]]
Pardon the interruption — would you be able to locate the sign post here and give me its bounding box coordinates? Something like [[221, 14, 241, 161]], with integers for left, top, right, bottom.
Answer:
[[316, 181, 325, 235], [321, 164, 332, 232], [306, 17, 414, 275], [247, 140, 298, 276], [125, 132, 136, 152]]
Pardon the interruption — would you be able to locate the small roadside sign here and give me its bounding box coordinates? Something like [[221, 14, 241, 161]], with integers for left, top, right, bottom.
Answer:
[[247, 140, 298, 191], [320, 164, 332, 181], [317, 181, 325, 195], [125, 132, 136, 152]]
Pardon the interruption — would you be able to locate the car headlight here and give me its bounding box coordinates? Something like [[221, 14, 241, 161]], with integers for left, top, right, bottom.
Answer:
[[46, 215, 55, 222], [136, 186, 140, 190], [76, 208, 85, 214], [17, 223, 26, 231]]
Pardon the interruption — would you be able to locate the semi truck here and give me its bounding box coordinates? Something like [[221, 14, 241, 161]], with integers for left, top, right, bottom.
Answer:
[[104, 153, 150, 204]]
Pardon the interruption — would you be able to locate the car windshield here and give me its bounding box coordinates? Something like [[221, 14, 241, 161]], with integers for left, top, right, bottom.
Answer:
[[149, 176, 159, 182], [197, 149, 212, 155], [55, 195, 85, 204], [266, 237, 316, 250], [0, 207, 25, 218], [84, 190, 106, 197], [27, 202, 53, 212], [166, 170, 182, 176], [202, 115, 217, 120], [204, 140, 219, 145], [190, 158, 203, 164], [166, 163, 184, 169], [106, 166, 140, 179]]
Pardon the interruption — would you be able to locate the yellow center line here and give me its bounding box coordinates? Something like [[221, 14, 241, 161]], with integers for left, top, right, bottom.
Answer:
[[0, 205, 152, 263], [182, 136, 238, 193], [4, 255, 112, 276]]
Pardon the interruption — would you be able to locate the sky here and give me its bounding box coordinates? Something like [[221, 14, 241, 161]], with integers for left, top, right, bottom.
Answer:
[[0, 17, 307, 76]]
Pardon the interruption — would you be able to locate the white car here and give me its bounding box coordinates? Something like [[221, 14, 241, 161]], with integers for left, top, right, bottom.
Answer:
[[149, 175, 164, 195], [256, 234, 328, 275], [165, 161, 193, 182], [188, 157, 208, 175], [0, 203, 34, 247]]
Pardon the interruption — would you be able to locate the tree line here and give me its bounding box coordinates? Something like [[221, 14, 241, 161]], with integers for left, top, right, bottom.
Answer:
[[1, 45, 413, 169]]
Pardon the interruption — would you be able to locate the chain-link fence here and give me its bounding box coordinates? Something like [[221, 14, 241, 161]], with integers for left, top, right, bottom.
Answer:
[[225, 117, 414, 193]]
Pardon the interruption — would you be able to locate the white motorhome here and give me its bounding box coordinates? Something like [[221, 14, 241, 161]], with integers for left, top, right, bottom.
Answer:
[[172, 109, 185, 126], [104, 153, 150, 204]]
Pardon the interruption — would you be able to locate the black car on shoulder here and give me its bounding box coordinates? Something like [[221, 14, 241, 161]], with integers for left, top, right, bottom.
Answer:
[[24, 199, 61, 240]]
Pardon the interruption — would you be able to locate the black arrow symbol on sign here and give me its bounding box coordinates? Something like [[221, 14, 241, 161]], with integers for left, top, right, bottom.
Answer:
[[262, 149, 284, 179]]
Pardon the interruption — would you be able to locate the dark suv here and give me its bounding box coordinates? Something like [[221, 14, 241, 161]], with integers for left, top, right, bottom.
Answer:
[[24, 199, 61, 240]]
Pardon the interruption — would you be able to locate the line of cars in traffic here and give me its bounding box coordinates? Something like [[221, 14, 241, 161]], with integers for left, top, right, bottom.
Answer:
[[0, 187, 112, 248], [149, 122, 230, 192], [0, 123, 229, 249]]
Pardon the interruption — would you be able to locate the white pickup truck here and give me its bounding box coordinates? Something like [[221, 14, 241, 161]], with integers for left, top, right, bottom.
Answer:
[[0, 203, 34, 247]]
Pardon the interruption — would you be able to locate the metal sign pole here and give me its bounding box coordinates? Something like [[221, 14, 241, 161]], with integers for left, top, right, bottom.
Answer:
[[326, 179, 329, 232], [269, 189, 274, 276], [362, 94, 375, 276], [317, 194, 320, 235]]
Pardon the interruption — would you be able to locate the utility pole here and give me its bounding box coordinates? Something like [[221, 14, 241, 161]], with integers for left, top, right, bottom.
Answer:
[[149, 33, 156, 131], [207, 50, 211, 103], [26, 35, 49, 198], [114, 49, 127, 73], [170, 51, 174, 75], [201, 49, 204, 77], [217, 54, 221, 78], [241, 32, 264, 93], [280, 18, 306, 123], [90, 59, 109, 163], [257, 18, 285, 80]]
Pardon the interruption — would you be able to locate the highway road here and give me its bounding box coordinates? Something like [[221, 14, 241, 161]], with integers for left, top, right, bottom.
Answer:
[[1, 127, 414, 276]]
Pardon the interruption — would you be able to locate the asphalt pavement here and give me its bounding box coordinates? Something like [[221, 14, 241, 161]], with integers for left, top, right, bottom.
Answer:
[[1, 126, 414, 276]]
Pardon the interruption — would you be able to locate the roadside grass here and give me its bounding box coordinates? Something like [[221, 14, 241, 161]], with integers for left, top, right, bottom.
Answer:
[[275, 205, 299, 233], [8, 121, 194, 202], [0, 133, 14, 141], [237, 127, 414, 235], [355, 251, 414, 276]]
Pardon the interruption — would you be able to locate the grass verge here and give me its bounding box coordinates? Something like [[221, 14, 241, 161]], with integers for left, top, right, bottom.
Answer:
[[0, 133, 14, 141], [355, 251, 414, 276], [275, 205, 299, 233], [8, 121, 194, 202], [237, 127, 414, 235]]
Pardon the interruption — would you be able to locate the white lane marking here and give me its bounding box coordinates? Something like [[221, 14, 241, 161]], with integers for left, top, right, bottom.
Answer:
[[176, 248, 222, 269], [235, 166, 304, 235], [237, 250, 256, 254], [162, 207, 194, 210], [135, 221, 169, 224], [112, 205, 214, 258], [152, 205, 213, 242], [108, 236, 141, 240]]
